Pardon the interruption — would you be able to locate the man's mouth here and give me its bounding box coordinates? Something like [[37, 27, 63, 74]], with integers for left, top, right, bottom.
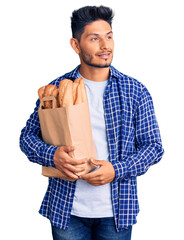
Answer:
[[98, 52, 111, 59]]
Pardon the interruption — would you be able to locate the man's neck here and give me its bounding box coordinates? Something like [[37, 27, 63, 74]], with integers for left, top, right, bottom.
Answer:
[[79, 64, 110, 82]]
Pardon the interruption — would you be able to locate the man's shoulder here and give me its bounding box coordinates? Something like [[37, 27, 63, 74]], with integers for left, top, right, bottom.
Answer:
[[111, 66, 145, 90], [49, 65, 80, 87]]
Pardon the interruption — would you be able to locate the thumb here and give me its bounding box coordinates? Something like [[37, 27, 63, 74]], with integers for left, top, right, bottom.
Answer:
[[89, 158, 103, 166]]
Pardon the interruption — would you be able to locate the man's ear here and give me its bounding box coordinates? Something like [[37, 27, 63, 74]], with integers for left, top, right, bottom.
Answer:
[[70, 38, 80, 54]]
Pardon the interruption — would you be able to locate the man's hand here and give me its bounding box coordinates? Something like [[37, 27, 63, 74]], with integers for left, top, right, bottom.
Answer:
[[81, 159, 115, 186], [53, 146, 87, 180]]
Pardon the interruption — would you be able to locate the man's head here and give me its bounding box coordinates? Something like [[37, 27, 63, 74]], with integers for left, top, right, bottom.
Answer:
[[70, 6, 115, 69], [71, 6, 114, 42]]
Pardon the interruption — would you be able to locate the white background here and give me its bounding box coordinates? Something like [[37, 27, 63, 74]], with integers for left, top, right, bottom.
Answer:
[[1, 0, 184, 239]]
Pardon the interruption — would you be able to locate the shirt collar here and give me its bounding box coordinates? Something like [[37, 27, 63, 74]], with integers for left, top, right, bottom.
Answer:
[[66, 65, 119, 81], [109, 65, 120, 79]]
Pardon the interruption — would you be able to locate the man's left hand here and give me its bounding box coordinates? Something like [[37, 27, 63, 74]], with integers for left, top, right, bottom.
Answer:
[[81, 159, 115, 186]]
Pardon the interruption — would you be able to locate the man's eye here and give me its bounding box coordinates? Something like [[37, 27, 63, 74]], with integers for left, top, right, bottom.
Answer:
[[107, 36, 112, 39], [91, 37, 98, 41]]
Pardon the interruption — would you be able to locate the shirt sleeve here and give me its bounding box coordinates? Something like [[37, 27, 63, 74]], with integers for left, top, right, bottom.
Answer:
[[112, 87, 164, 181], [19, 99, 58, 167]]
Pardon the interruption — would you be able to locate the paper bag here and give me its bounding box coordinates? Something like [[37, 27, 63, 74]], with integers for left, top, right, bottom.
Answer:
[[38, 96, 97, 181]]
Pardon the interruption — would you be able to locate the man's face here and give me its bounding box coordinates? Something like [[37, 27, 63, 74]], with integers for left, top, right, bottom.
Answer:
[[78, 20, 114, 68]]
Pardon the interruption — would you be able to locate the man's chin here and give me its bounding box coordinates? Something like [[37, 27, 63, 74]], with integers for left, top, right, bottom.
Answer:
[[85, 62, 111, 68]]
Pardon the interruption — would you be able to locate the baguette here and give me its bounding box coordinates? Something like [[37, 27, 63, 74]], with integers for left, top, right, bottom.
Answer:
[[38, 77, 87, 109], [59, 79, 72, 107], [38, 84, 58, 109], [74, 83, 83, 105], [44, 85, 58, 108], [52, 88, 59, 107], [74, 78, 81, 84], [38, 86, 45, 100], [78, 78, 88, 103], [72, 82, 79, 104], [73, 77, 88, 104], [62, 80, 74, 107]]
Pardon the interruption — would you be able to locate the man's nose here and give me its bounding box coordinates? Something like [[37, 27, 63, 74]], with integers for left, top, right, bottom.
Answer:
[[100, 38, 109, 50]]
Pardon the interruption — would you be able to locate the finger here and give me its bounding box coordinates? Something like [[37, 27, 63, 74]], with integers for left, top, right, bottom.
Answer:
[[64, 163, 86, 173], [81, 170, 101, 181], [87, 181, 103, 186], [90, 159, 104, 166], [55, 165, 79, 180], [85, 178, 105, 186], [61, 145, 75, 153], [74, 163, 87, 173], [65, 157, 87, 165], [62, 168, 79, 180]]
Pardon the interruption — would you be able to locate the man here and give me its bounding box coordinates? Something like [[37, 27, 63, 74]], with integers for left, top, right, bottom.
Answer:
[[20, 5, 164, 240]]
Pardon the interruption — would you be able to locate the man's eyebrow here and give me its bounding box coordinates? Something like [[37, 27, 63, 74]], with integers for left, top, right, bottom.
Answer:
[[87, 31, 113, 37]]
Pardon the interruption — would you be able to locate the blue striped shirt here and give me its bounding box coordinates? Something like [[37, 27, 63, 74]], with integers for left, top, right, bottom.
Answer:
[[19, 65, 164, 232]]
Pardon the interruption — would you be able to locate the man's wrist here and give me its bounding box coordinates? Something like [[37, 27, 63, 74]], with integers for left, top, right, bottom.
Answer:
[[42, 145, 58, 167], [111, 161, 129, 181]]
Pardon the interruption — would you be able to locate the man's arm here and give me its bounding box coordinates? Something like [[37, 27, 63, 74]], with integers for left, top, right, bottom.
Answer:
[[81, 159, 115, 186], [82, 87, 164, 185], [19, 99, 58, 167], [19, 99, 86, 179], [112, 87, 164, 181]]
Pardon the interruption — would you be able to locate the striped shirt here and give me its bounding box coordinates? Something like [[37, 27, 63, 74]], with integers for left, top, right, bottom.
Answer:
[[19, 65, 164, 232]]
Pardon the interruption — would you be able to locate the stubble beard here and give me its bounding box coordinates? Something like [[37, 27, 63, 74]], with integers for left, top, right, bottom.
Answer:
[[80, 49, 113, 68]]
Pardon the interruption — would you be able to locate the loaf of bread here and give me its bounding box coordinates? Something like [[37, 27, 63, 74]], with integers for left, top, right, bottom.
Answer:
[[59, 79, 73, 107], [38, 78, 87, 109], [77, 78, 88, 103], [38, 84, 58, 108]]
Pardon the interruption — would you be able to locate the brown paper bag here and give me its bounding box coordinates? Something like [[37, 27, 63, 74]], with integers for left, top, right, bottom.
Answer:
[[38, 96, 97, 181]]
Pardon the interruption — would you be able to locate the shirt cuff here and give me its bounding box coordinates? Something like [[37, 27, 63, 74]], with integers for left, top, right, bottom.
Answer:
[[111, 161, 129, 181], [41, 145, 58, 167]]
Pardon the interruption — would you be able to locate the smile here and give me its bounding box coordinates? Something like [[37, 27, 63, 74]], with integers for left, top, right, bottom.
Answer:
[[98, 53, 111, 59]]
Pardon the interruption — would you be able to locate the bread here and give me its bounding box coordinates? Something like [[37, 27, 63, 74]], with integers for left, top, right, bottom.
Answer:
[[61, 80, 74, 107], [74, 83, 83, 104], [73, 77, 87, 104], [74, 78, 81, 83], [78, 78, 88, 103], [38, 84, 58, 109], [73, 82, 78, 103], [44, 84, 58, 96], [38, 86, 45, 100], [52, 88, 59, 107], [44, 85, 58, 108], [59, 79, 73, 107], [38, 77, 87, 109]]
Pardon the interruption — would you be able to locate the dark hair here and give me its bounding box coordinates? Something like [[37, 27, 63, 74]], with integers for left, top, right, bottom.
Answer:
[[71, 6, 114, 41]]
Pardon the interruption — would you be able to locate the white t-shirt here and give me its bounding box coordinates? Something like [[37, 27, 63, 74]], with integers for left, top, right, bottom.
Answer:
[[71, 72, 113, 218]]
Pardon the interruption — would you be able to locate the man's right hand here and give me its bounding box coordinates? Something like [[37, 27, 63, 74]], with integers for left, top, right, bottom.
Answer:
[[53, 146, 87, 180]]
